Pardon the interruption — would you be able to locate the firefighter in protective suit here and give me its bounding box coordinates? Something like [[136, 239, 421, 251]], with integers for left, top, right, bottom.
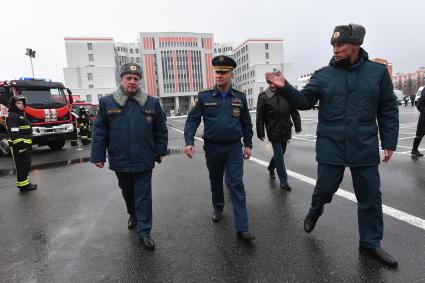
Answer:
[[78, 107, 92, 145], [6, 96, 37, 191], [70, 108, 79, 146]]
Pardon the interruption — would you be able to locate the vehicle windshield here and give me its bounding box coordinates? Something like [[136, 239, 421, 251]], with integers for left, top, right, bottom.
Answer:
[[20, 88, 67, 109]]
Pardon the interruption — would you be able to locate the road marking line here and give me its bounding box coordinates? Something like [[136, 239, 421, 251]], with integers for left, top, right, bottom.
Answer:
[[398, 136, 416, 140], [168, 125, 425, 231], [292, 137, 425, 156]]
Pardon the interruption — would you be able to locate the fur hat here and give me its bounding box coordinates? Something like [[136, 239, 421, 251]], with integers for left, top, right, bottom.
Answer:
[[331, 24, 366, 45]]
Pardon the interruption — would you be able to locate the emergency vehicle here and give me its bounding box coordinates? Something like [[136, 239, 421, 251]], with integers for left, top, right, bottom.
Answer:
[[0, 78, 74, 156]]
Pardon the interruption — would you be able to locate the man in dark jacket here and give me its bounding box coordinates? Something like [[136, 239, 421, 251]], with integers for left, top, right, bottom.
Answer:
[[410, 94, 416, 106], [6, 95, 37, 192], [256, 70, 302, 190], [91, 63, 168, 251], [411, 87, 425, 157], [266, 24, 399, 267]]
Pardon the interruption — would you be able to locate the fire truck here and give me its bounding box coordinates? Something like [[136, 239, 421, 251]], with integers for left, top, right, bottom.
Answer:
[[0, 78, 74, 156]]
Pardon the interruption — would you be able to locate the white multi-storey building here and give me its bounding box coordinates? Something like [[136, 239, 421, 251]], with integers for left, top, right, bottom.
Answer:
[[231, 39, 284, 109], [214, 42, 233, 56], [63, 37, 118, 104], [63, 35, 285, 112]]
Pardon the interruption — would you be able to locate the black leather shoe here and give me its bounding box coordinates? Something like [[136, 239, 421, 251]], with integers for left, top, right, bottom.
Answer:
[[140, 236, 155, 251], [20, 183, 37, 192], [359, 246, 398, 268], [212, 210, 223, 222], [128, 216, 137, 230], [237, 231, 255, 242], [411, 149, 424, 157], [304, 213, 319, 233], [280, 183, 292, 191], [268, 167, 276, 179]]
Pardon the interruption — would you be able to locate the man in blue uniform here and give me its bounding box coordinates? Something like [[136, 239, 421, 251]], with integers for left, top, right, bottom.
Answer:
[[184, 55, 255, 242], [91, 63, 168, 250], [266, 24, 399, 267]]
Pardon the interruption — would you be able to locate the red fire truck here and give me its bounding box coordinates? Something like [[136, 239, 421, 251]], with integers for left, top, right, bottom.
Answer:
[[0, 78, 74, 156]]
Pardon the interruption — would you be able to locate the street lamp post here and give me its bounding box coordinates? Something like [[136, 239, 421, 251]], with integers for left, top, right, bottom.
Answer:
[[25, 48, 36, 78]]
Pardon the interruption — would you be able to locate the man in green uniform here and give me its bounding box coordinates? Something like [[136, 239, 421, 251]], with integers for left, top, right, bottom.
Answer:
[[266, 24, 399, 267]]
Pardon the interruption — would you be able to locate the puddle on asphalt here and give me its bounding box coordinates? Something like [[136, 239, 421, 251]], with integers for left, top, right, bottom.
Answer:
[[0, 148, 186, 177]]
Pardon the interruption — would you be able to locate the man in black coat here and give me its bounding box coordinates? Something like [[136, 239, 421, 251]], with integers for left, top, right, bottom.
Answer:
[[256, 70, 302, 190], [411, 87, 425, 157]]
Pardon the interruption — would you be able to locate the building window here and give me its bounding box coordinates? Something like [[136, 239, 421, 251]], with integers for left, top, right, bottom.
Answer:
[[260, 87, 264, 93], [135, 49, 139, 53], [88, 84, 94, 88], [130, 49, 133, 53], [136, 57, 140, 63], [87, 73, 93, 81], [86, 94, 92, 102], [265, 52, 269, 59], [130, 57, 134, 63], [87, 43, 93, 50], [265, 43, 269, 50], [89, 54, 94, 61]]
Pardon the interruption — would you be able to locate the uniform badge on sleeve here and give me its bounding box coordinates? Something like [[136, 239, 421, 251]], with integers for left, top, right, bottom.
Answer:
[[233, 107, 241, 117]]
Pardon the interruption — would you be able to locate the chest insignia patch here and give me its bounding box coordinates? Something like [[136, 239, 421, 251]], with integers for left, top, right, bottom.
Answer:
[[233, 107, 241, 118], [107, 109, 122, 114], [232, 98, 242, 104]]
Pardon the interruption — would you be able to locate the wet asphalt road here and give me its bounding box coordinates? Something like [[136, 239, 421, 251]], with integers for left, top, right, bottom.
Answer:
[[0, 106, 424, 282]]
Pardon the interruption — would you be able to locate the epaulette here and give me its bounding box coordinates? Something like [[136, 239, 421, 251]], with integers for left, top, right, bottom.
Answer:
[[199, 87, 214, 93], [231, 87, 245, 95], [314, 66, 330, 73], [368, 60, 386, 67]]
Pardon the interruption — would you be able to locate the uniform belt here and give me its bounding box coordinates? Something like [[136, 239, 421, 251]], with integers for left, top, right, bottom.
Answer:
[[204, 139, 240, 145]]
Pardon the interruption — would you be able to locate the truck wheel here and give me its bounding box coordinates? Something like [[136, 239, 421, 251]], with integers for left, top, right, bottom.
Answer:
[[0, 133, 10, 156], [48, 139, 66, 150]]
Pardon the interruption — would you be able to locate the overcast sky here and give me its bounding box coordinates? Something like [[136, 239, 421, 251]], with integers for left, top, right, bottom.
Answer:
[[1, 0, 424, 82]]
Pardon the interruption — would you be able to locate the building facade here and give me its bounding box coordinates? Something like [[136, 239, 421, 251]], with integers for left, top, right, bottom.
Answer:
[[214, 42, 233, 56], [138, 32, 215, 115], [63, 37, 118, 104], [230, 39, 284, 109], [63, 35, 286, 113], [393, 69, 425, 97]]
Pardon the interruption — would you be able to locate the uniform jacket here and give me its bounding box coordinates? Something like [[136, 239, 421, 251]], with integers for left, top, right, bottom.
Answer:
[[184, 85, 253, 148], [91, 89, 168, 173], [276, 49, 399, 167], [6, 109, 33, 151], [256, 89, 302, 143]]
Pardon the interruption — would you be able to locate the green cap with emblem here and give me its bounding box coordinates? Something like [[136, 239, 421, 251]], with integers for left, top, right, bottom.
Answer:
[[120, 63, 143, 78]]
